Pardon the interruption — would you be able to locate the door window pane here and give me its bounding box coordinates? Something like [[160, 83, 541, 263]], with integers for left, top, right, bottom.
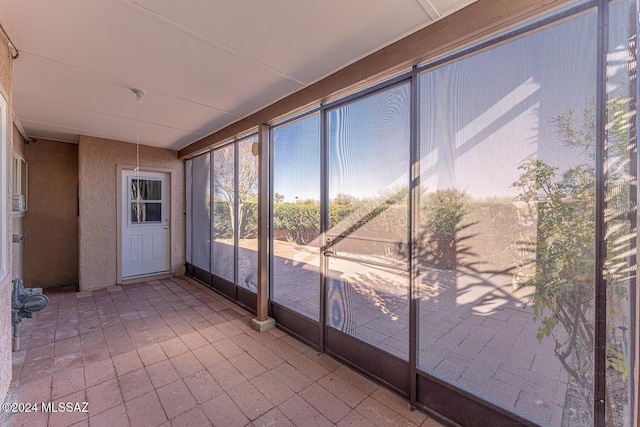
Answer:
[[131, 179, 161, 200], [130, 202, 161, 223], [417, 11, 596, 425], [130, 178, 162, 224], [272, 113, 321, 320]]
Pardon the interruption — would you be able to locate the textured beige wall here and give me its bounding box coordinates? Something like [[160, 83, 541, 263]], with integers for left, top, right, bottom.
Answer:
[[78, 136, 185, 291], [24, 140, 78, 287], [0, 23, 13, 405]]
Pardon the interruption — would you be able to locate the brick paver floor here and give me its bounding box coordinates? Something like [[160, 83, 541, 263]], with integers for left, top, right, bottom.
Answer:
[[2, 276, 444, 427]]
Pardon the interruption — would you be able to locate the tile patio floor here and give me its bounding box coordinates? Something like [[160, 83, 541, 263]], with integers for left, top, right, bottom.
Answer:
[[2, 276, 444, 427]]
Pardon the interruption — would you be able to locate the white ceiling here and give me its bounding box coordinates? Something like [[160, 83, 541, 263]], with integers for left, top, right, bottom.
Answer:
[[1, 0, 475, 151]]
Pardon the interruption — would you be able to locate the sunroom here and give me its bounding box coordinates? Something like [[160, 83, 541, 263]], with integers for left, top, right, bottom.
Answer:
[[0, 0, 637, 426]]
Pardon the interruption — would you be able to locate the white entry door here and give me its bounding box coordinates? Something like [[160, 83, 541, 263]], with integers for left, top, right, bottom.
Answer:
[[121, 170, 170, 279]]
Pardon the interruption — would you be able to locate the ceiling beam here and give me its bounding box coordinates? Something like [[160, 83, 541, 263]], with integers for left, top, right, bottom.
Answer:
[[415, 0, 442, 20], [179, 0, 573, 159]]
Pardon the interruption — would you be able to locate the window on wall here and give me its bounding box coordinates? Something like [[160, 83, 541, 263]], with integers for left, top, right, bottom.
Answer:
[[417, 8, 598, 426]]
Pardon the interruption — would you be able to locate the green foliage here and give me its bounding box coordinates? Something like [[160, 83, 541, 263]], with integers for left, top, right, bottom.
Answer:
[[271, 191, 408, 259], [606, 341, 628, 382], [240, 201, 258, 239], [213, 141, 258, 240], [512, 95, 635, 416], [461, 198, 521, 272], [329, 195, 360, 226], [213, 201, 233, 239], [422, 189, 468, 241], [273, 202, 320, 245], [512, 133, 597, 408]]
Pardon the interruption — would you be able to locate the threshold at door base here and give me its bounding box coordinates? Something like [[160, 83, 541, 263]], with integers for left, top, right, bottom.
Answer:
[[120, 272, 173, 285]]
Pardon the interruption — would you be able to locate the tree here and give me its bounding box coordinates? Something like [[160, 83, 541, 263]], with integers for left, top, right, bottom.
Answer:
[[213, 142, 259, 239], [422, 189, 468, 241], [512, 97, 634, 425], [421, 189, 468, 269]]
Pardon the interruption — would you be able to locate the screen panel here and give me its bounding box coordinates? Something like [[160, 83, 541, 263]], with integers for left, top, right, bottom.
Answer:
[[212, 145, 235, 283], [417, 10, 597, 426], [271, 113, 321, 320], [191, 153, 210, 271]]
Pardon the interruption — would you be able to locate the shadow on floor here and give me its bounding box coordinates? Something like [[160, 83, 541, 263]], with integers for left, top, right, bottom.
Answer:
[[3, 277, 443, 427]]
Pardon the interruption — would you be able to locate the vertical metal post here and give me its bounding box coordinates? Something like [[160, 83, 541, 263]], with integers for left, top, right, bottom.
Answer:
[[234, 140, 239, 294], [320, 105, 328, 350], [627, 1, 638, 423], [595, 1, 608, 425], [208, 153, 213, 277], [634, 2, 640, 424], [409, 66, 420, 405], [268, 126, 275, 301], [185, 159, 191, 267], [251, 124, 275, 331]]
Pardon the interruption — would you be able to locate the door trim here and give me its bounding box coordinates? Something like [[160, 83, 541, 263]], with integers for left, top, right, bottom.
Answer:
[[116, 165, 176, 284]]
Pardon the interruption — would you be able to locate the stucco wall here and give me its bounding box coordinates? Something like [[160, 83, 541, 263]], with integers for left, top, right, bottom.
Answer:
[[78, 136, 185, 291], [24, 139, 78, 287], [0, 25, 13, 404]]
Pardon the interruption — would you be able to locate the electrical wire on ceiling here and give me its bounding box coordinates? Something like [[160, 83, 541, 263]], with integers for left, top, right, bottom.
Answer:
[[131, 88, 145, 222], [131, 88, 145, 177]]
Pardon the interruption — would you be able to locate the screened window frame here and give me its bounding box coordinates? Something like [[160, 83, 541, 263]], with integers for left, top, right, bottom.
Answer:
[[183, 1, 638, 424], [268, 109, 323, 319]]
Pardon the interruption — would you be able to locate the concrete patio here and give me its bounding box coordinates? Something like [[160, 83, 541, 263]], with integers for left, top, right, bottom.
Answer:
[[2, 277, 444, 427]]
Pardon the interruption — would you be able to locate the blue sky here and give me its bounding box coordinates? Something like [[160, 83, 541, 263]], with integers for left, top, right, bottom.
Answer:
[[419, 10, 598, 199], [272, 113, 321, 203], [272, 9, 603, 202]]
